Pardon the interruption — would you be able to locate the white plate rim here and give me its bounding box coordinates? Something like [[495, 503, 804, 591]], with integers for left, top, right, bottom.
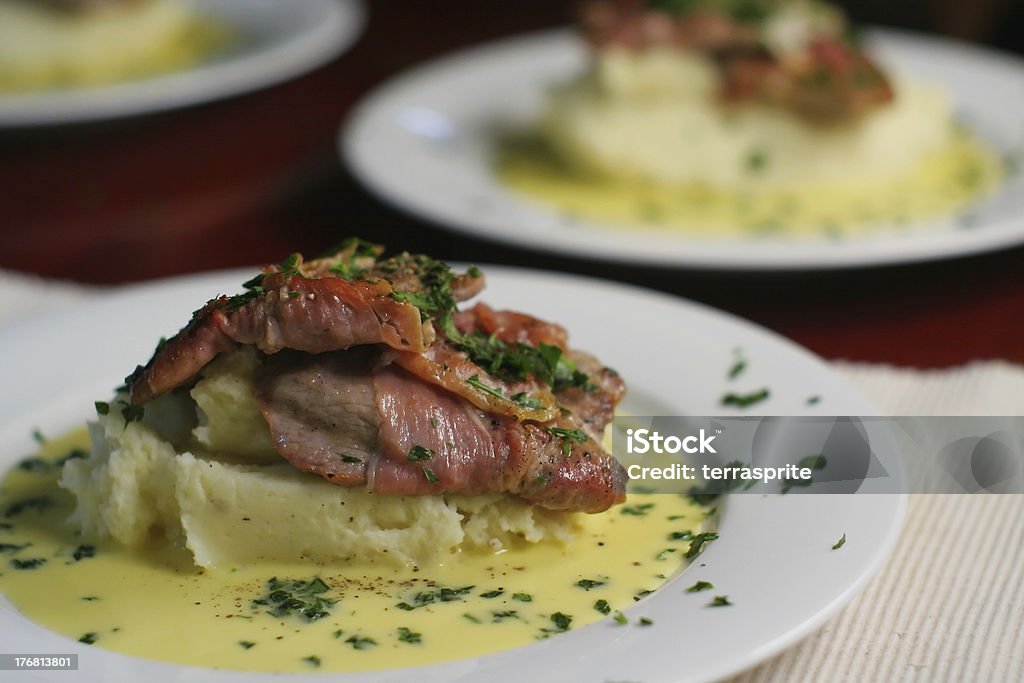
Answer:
[[0, 0, 366, 126], [341, 27, 1024, 270], [0, 265, 906, 682]]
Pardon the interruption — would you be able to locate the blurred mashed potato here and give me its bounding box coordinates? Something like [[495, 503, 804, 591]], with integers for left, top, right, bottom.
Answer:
[[60, 349, 581, 569], [543, 48, 953, 190], [0, 0, 224, 92]]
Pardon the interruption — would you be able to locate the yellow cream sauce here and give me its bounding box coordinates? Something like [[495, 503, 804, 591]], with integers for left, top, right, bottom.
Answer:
[[497, 131, 1003, 238], [0, 430, 712, 673]]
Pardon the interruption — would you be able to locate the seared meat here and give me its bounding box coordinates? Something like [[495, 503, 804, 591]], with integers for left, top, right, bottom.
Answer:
[[256, 350, 626, 513], [579, 0, 894, 123], [125, 242, 627, 513], [128, 245, 483, 404]]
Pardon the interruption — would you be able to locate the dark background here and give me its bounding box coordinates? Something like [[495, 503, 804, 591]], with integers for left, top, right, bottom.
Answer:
[[2, 0, 1023, 367]]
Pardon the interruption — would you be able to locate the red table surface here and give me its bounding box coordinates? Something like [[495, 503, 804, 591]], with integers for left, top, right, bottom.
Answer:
[[1, 0, 1023, 368]]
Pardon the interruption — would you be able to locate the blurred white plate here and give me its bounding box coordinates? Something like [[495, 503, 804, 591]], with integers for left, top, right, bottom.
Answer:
[[343, 29, 1024, 270], [0, 0, 365, 126], [0, 265, 904, 682]]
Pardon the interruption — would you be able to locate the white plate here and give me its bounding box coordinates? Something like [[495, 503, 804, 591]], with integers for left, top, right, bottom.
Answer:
[[343, 28, 1024, 270], [0, 266, 905, 682], [0, 0, 365, 126]]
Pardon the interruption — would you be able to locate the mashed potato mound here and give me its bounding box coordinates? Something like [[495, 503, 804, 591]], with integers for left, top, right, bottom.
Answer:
[[61, 349, 583, 568], [0, 0, 225, 93], [542, 48, 954, 189]]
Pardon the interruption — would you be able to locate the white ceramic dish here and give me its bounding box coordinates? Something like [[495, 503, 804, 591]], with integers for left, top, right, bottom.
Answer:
[[0, 266, 905, 681], [0, 0, 365, 126], [343, 28, 1024, 270]]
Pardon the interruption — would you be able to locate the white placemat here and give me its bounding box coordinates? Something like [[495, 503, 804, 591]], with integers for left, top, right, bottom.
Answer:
[[1, 268, 1020, 682]]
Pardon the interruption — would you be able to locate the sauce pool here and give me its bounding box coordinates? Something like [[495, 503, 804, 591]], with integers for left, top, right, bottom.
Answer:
[[0, 430, 713, 673]]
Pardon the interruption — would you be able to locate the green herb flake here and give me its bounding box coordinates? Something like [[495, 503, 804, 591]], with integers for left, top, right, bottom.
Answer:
[[345, 636, 376, 650], [548, 612, 572, 632], [79, 632, 98, 645], [832, 533, 847, 550], [462, 613, 481, 624], [480, 589, 504, 598], [721, 388, 770, 409], [94, 401, 110, 415], [686, 532, 719, 559], [686, 581, 714, 593], [728, 358, 747, 380], [806, 395, 822, 405], [252, 576, 336, 621], [546, 427, 589, 455], [238, 641, 256, 650], [492, 610, 519, 622], [668, 530, 693, 541], [512, 592, 533, 602], [638, 617, 654, 626], [422, 466, 440, 483], [396, 584, 474, 611], [397, 627, 422, 644], [575, 578, 605, 590], [17, 458, 50, 474], [11, 557, 46, 570], [655, 548, 677, 561], [613, 611, 628, 625], [303, 655, 321, 667], [620, 503, 656, 516], [407, 445, 435, 462], [72, 545, 96, 562], [31, 428, 45, 445], [4, 496, 52, 518], [709, 595, 732, 607], [746, 150, 769, 173], [81, 596, 100, 602], [594, 599, 611, 615]]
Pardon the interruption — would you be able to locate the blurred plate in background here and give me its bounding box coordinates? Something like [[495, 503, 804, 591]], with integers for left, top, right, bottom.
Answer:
[[0, 0, 365, 127], [343, 28, 1024, 270]]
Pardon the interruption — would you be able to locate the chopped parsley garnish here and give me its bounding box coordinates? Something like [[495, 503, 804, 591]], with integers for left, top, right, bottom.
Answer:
[[480, 589, 504, 599], [396, 584, 474, 611], [709, 595, 732, 607], [31, 428, 45, 444], [613, 611, 628, 625], [512, 592, 533, 602], [72, 545, 96, 562], [687, 581, 715, 593], [668, 530, 693, 541], [685, 532, 719, 559], [79, 632, 99, 645], [746, 150, 769, 173], [422, 466, 439, 483], [11, 557, 45, 570], [238, 641, 256, 650], [302, 655, 321, 667], [620, 503, 656, 516], [17, 458, 49, 473], [407, 445, 434, 461], [492, 610, 519, 622], [397, 627, 422, 644], [251, 576, 335, 621], [4, 496, 52, 518], [638, 617, 654, 626], [594, 599, 611, 615], [832, 533, 847, 550], [94, 401, 110, 415], [721, 388, 770, 408], [781, 454, 827, 493], [575, 579, 606, 590], [345, 636, 376, 650], [806, 395, 822, 405], [466, 374, 509, 402], [548, 612, 572, 632], [655, 548, 677, 561], [546, 427, 589, 455], [462, 613, 482, 624], [728, 358, 747, 379]]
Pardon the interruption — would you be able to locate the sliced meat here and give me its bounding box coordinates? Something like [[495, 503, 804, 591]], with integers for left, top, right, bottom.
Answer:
[[255, 349, 378, 485], [557, 350, 625, 438], [128, 274, 426, 404], [455, 303, 569, 349], [255, 352, 626, 513], [390, 343, 560, 423]]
